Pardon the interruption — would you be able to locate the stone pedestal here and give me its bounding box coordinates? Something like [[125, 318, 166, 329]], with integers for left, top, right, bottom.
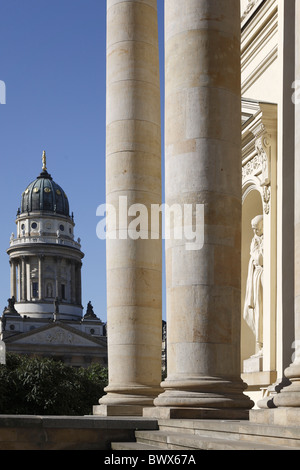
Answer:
[[97, 0, 162, 415], [243, 356, 263, 373], [147, 0, 253, 419]]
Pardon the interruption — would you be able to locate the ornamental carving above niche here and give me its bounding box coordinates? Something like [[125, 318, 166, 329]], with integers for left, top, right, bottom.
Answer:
[[241, 0, 261, 20], [255, 135, 271, 187], [242, 131, 272, 215], [262, 186, 271, 215], [242, 154, 261, 181], [243, 132, 271, 182]]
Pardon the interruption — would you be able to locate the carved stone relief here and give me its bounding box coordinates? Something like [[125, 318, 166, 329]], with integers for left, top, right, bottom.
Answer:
[[242, 131, 272, 214], [19, 327, 89, 346]]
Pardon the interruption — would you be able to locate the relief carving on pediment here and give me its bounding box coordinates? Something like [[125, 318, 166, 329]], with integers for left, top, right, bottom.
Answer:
[[27, 328, 86, 346]]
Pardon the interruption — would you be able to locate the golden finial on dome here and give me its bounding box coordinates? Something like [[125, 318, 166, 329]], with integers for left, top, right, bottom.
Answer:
[[42, 150, 47, 171]]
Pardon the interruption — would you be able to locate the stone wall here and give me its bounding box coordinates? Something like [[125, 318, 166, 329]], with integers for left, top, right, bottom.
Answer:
[[0, 416, 157, 450]]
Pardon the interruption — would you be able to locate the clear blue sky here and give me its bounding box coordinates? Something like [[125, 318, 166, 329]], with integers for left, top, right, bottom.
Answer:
[[0, 0, 165, 323]]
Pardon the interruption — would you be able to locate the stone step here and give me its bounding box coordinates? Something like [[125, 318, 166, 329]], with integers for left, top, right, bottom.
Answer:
[[157, 419, 300, 448], [111, 418, 300, 451], [111, 441, 160, 451], [134, 430, 294, 451]]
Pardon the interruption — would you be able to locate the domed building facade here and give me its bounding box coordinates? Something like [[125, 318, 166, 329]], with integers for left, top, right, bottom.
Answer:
[[9, 152, 83, 320], [0, 152, 107, 367]]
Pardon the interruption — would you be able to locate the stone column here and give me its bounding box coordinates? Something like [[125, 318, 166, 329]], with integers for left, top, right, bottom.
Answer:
[[71, 261, 76, 304], [17, 260, 21, 302], [75, 263, 80, 305], [21, 256, 26, 301], [26, 259, 31, 301], [77, 261, 82, 307], [96, 0, 162, 416], [54, 257, 61, 300], [10, 259, 17, 299], [273, 0, 300, 409], [38, 256, 43, 301], [148, 0, 253, 419]]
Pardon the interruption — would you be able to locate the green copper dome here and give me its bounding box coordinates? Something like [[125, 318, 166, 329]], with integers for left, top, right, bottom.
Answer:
[[20, 152, 70, 217]]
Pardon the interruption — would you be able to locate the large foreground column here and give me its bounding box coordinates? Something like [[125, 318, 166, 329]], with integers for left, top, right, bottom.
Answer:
[[147, 0, 253, 419], [273, 0, 300, 410], [95, 0, 162, 416]]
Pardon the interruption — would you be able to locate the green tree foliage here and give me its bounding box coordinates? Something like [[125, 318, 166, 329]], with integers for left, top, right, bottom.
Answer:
[[0, 354, 108, 415]]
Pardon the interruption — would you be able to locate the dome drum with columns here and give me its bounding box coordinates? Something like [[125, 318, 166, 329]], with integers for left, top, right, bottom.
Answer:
[[7, 152, 84, 321]]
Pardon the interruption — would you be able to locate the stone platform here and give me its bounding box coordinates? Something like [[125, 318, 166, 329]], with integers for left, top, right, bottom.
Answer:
[[2, 411, 300, 450], [0, 415, 158, 450]]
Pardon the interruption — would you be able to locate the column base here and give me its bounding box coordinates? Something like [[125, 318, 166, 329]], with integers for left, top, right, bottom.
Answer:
[[273, 363, 300, 408], [273, 387, 300, 407], [257, 376, 290, 409], [153, 376, 254, 411], [143, 406, 250, 420], [96, 384, 162, 416]]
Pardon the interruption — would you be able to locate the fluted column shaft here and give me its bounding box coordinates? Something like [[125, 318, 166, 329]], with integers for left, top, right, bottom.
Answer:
[[97, 0, 162, 415], [152, 0, 253, 418]]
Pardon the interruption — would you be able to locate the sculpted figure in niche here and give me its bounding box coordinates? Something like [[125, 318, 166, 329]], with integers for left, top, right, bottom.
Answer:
[[243, 215, 264, 357]]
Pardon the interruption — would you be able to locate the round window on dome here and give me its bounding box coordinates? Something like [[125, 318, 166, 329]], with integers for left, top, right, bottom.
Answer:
[[59, 224, 65, 231], [31, 222, 38, 230]]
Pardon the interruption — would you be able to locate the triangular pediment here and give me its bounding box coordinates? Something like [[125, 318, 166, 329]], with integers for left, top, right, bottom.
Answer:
[[5, 322, 107, 349]]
